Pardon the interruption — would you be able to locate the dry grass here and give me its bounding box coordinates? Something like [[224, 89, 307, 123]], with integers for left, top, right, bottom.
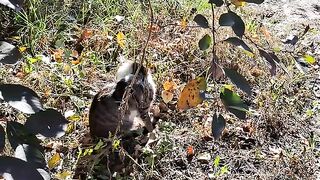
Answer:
[[0, 0, 319, 179]]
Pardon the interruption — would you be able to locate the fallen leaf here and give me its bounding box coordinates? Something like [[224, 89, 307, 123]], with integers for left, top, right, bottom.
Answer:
[[148, 24, 160, 32], [181, 18, 187, 29], [161, 90, 173, 103], [231, 0, 246, 7], [53, 49, 64, 62], [186, 146, 195, 157], [19, 46, 27, 53], [163, 80, 177, 91], [55, 171, 72, 180], [116, 32, 125, 49], [71, 59, 80, 65], [223, 84, 234, 91], [78, 29, 93, 43], [177, 77, 207, 110], [303, 54, 316, 64], [48, 153, 61, 169]]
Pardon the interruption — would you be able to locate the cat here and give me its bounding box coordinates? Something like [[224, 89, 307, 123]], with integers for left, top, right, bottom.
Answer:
[[89, 61, 156, 138]]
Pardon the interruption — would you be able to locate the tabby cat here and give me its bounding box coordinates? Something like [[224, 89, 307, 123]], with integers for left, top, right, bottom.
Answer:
[[89, 61, 156, 138]]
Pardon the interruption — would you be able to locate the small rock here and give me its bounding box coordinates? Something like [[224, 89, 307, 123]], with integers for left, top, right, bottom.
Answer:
[[208, 172, 215, 179], [197, 152, 211, 163], [114, 15, 125, 22]]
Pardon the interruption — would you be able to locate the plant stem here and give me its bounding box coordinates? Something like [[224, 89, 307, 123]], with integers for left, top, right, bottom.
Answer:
[[211, 3, 216, 57]]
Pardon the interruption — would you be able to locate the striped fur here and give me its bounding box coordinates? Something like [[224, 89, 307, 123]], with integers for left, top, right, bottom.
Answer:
[[89, 61, 156, 138]]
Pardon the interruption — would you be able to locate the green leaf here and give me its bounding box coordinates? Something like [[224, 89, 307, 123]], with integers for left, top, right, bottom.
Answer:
[[219, 165, 229, 175], [194, 14, 209, 28], [220, 88, 248, 119], [224, 68, 252, 96], [212, 113, 226, 140], [94, 139, 104, 150], [219, 11, 245, 37], [243, 0, 264, 4], [198, 34, 212, 50], [303, 55, 316, 64], [208, 0, 223, 7], [213, 155, 220, 167], [224, 37, 253, 53]]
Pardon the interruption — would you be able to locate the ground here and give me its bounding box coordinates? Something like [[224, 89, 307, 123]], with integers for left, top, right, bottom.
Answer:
[[0, 0, 319, 179]]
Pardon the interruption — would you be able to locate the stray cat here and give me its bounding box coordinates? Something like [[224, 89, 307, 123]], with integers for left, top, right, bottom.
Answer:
[[89, 61, 156, 138]]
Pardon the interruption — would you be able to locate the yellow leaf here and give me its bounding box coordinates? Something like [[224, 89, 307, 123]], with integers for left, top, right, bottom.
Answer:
[[117, 32, 125, 49], [63, 64, 71, 73], [196, 77, 207, 90], [223, 84, 234, 91], [163, 80, 177, 91], [161, 90, 174, 103], [55, 171, 72, 180], [48, 153, 61, 169], [181, 18, 187, 29], [19, 46, 27, 53], [177, 77, 207, 110], [27, 57, 39, 64], [71, 59, 80, 65], [67, 115, 81, 121], [66, 123, 74, 133], [53, 49, 64, 62], [304, 55, 316, 64], [10, 36, 21, 40], [243, 49, 254, 58], [231, 0, 246, 7]]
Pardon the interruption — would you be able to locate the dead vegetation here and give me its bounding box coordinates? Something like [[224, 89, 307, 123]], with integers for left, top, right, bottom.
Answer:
[[0, 0, 319, 179]]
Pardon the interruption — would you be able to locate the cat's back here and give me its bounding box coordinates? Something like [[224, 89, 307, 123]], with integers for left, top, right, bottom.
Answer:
[[89, 87, 120, 137]]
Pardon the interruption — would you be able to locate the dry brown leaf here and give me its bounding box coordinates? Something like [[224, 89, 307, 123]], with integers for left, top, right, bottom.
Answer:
[[181, 18, 187, 29], [177, 77, 206, 110], [53, 49, 64, 62], [78, 29, 93, 43], [163, 80, 177, 91], [187, 146, 195, 157], [161, 90, 174, 103]]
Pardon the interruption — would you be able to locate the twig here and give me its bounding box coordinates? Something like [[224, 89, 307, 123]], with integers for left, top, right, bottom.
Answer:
[[123, 150, 148, 174], [211, 3, 216, 57]]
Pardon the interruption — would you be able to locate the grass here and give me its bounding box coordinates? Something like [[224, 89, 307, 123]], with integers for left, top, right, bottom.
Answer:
[[1, 0, 319, 179]]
